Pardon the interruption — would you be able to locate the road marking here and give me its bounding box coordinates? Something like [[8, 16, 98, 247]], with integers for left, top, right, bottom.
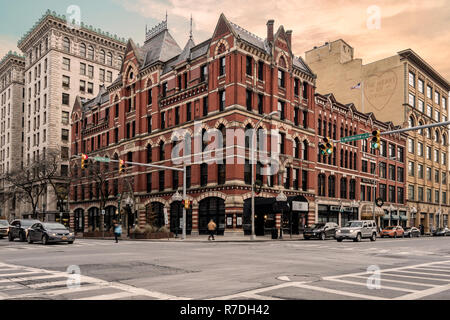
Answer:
[[209, 282, 296, 300], [0, 271, 42, 278], [291, 282, 384, 300], [393, 284, 450, 300], [393, 270, 450, 278], [0, 274, 65, 283], [27, 280, 80, 289], [241, 293, 282, 300], [413, 266, 450, 272], [77, 291, 136, 300], [381, 273, 450, 282], [323, 278, 417, 293], [350, 276, 435, 288]]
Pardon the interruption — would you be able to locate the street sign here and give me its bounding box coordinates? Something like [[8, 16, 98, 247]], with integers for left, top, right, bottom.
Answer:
[[292, 201, 308, 212], [101, 210, 105, 215], [93, 156, 111, 163], [340, 133, 370, 143]]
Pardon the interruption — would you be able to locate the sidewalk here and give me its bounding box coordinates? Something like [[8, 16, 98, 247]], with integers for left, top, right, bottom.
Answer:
[[81, 234, 305, 243]]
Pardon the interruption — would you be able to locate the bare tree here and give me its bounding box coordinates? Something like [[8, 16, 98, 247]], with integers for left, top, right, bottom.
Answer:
[[4, 149, 59, 220]]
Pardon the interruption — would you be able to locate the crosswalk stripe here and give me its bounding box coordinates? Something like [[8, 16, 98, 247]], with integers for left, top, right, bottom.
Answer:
[[393, 284, 450, 300], [0, 271, 42, 278], [325, 278, 418, 293], [351, 276, 435, 288], [0, 274, 64, 284], [394, 270, 450, 278], [408, 267, 450, 273], [1, 284, 110, 299], [381, 272, 450, 282], [291, 282, 384, 300], [77, 291, 136, 300], [27, 280, 75, 289]]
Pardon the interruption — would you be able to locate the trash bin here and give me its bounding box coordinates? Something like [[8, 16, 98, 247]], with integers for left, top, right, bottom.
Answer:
[[272, 228, 278, 240]]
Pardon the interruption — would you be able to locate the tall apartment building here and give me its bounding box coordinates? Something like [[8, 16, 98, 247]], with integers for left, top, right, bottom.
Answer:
[[305, 40, 450, 232], [16, 10, 126, 221], [70, 15, 318, 236], [0, 52, 25, 220]]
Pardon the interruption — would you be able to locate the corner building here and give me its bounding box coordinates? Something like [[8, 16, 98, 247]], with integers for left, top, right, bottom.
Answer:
[[70, 15, 318, 236]]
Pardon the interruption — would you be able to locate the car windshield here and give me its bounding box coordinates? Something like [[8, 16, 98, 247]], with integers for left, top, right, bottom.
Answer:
[[43, 223, 67, 230], [384, 226, 395, 230], [310, 224, 325, 229], [345, 222, 362, 228], [0, 220, 9, 226], [21, 220, 39, 227]]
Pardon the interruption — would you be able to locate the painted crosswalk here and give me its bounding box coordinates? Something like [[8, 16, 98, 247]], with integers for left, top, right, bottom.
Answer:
[[1, 240, 137, 251], [210, 260, 450, 300], [0, 262, 189, 300]]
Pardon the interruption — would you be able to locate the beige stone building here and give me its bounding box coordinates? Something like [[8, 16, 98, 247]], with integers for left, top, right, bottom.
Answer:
[[305, 40, 450, 232], [0, 52, 25, 220], [16, 10, 126, 221]]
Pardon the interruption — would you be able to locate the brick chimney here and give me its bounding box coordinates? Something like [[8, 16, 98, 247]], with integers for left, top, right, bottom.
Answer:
[[267, 20, 274, 42], [286, 30, 292, 48]]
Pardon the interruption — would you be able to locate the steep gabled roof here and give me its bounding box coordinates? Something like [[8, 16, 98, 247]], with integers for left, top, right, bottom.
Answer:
[[228, 20, 271, 54], [174, 37, 196, 66], [141, 29, 182, 68]]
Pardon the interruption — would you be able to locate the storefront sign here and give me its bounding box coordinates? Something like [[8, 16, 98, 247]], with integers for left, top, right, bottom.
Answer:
[[292, 201, 308, 212]]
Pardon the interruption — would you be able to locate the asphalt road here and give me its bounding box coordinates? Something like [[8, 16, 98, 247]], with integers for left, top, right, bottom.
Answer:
[[0, 236, 450, 300]]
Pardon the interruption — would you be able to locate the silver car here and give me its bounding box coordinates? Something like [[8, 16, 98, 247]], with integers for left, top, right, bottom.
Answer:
[[335, 220, 378, 242]]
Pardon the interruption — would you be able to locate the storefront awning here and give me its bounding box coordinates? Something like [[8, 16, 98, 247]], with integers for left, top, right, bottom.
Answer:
[[361, 205, 384, 218], [382, 215, 400, 221]]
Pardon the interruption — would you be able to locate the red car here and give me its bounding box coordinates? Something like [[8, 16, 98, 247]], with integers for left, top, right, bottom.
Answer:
[[380, 226, 405, 238]]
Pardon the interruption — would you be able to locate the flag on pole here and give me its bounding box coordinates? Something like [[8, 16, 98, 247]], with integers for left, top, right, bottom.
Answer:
[[351, 83, 361, 90]]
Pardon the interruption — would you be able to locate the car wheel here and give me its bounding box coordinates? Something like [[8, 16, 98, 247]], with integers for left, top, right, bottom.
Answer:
[[8, 233, 14, 242], [20, 232, 26, 242], [304, 236, 310, 240], [337, 238, 343, 242], [320, 233, 326, 241], [68, 241, 74, 245], [380, 235, 384, 238], [27, 234, 33, 244], [370, 233, 377, 242], [354, 233, 361, 242], [42, 235, 49, 245]]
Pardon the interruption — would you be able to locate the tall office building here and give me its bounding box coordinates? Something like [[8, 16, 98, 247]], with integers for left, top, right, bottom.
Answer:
[[16, 10, 126, 220]]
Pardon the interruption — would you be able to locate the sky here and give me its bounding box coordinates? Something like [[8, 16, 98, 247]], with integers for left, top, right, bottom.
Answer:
[[0, 0, 449, 79]]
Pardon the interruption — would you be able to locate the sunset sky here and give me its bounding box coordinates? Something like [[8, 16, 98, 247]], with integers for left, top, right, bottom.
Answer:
[[1, 0, 449, 80]]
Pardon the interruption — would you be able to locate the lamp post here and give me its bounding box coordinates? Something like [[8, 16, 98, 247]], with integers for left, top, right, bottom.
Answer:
[[172, 191, 183, 238], [277, 190, 288, 239], [251, 111, 279, 241]]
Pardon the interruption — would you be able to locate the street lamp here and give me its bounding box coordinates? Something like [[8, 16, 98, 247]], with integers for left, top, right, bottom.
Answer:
[[251, 111, 279, 241]]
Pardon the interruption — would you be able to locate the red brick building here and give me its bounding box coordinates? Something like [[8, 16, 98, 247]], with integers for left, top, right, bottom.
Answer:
[[313, 93, 408, 228], [69, 15, 318, 236]]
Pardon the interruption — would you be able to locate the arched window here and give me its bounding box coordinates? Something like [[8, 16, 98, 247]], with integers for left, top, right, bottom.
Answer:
[[426, 128, 431, 139], [443, 134, 447, 146], [294, 138, 300, 158], [147, 145, 152, 163], [408, 116, 415, 128], [349, 179, 356, 200], [303, 140, 309, 160], [74, 209, 84, 233], [328, 175, 336, 198], [80, 43, 86, 57], [159, 141, 165, 161], [318, 174, 326, 196], [245, 124, 253, 150], [99, 50, 106, 64], [218, 124, 226, 150], [117, 56, 123, 67], [435, 130, 440, 143], [200, 163, 208, 187], [170, 201, 192, 235], [87, 45, 94, 60], [418, 121, 424, 135], [107, 52, 113, 66], [63, 37, 70, 53], [146, 202, 165, 228]]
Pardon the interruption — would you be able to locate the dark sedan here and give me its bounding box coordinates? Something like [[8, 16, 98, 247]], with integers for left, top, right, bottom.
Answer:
[[0, 220, 9, 239], [303, 222, 339, 240], [8, 219, 41, 242], [403, 227, 420, 238], [432, 227, 450, 237], [27, 222, 75, 245]]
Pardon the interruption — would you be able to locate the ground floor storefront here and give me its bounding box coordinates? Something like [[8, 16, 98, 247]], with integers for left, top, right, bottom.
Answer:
[[408, 202, 450, 233], [69, 189, 315, 237]]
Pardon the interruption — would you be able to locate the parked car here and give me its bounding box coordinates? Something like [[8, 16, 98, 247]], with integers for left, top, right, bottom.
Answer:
[[380, 226, 405, 238], [432, 227, 450, 237], [303, 222, 339, 240], [403, 227, 420, 238], [8, 219, 41, 242], [27, 222, 75, 245], [335, 220, 378, 242], [0, 220, 9, 239]]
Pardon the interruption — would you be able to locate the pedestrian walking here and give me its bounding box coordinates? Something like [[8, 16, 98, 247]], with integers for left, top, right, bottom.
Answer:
[[208, 219, 217, 241], [113, 220, 122, 243]]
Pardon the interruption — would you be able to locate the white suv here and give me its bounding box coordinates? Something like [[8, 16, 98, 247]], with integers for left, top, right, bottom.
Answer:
[[335, 220, 378, 242]]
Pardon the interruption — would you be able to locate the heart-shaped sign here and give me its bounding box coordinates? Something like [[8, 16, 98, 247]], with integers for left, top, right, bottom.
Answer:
[[364, 70, 398, 112]]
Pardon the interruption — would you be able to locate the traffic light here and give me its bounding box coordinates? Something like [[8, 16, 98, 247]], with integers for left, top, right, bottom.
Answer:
[[319, 138, 334, 156], [81, 154, 88, 169], [182, 200, 191, 210], [119, 159, 125, 173], [371, 130, 381, 149]]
